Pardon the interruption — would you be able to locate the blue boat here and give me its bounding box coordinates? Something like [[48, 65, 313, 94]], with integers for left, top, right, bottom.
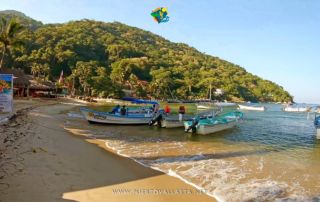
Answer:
[[80, 98, 158, 125]]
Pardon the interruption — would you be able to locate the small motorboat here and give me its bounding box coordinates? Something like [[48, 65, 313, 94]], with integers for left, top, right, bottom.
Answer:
[[214, 102, 237, 107], [149, 113, 194, 128], [81, 98, 158, 125], [314, 115, 320, 139], [184, 111, 243, 135], [149, 107, 223, 128], [283, 105, 311, 112], [238, 104, 266, 111], [161, 119, 184, 128], [196, 102, 214, 109], [196, 102, 237, 109], [80, 108, 154, 125]]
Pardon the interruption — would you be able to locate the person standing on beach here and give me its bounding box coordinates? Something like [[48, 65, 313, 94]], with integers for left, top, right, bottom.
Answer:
[[178, 105, 186, 121], [164, 104, 171, 116]]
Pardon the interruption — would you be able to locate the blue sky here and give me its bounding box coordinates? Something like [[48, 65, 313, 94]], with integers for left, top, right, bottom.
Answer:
[[1, 0, 319, 103]]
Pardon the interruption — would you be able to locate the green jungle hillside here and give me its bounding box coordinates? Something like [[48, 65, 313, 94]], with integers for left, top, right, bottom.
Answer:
[[0, 10, 42, 30], [0, 10, 293, 102]]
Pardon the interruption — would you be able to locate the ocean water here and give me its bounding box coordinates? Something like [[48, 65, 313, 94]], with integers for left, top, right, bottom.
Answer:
[[67, 104, 320, 201]]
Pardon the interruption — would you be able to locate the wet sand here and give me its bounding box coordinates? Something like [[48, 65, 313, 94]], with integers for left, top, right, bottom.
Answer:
[[0, 99, 216, 202]]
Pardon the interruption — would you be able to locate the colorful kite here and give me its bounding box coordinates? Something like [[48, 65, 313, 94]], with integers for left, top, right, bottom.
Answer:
[[151, 7, 169, 23]]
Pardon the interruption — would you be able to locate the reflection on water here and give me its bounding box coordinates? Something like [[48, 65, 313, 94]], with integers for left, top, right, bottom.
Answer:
[[66, 103, 320, 201]]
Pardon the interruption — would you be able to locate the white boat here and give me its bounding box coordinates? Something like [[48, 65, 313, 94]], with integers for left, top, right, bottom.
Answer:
[[215, 102, 237, 107], [196, 103, 214, 109], [238, 104, 266, 111], [317, 128, 320, 139], [80, 108, 153, 125], [149, 113, 193, 128], [196, 105, 212, 109], [196, 102, 236, 109], [161, 114, 195, 128], [184, 111, 243, 135], [150, 107, 223, 128], [161, 119, 184, 128], [283, 106, 311, 112], [162, 109, 224, 128], [315, 115, 320, 139]]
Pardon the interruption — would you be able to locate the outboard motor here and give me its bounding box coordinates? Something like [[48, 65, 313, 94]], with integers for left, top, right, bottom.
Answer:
[[186, 118, 199, 134], [149, 113, 163, 127]]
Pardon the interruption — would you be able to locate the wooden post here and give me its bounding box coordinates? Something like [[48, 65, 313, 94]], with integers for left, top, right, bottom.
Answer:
[[209, 83, 212, 100]]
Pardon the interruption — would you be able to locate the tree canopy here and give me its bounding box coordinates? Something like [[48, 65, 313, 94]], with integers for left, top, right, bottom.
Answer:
[[0, 10, 293, 102]]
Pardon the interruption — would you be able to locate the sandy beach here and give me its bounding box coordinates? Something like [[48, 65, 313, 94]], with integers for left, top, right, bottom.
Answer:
[[0, 99, 216, 202]]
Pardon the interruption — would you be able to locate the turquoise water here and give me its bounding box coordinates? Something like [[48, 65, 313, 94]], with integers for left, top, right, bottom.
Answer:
[[229, 104, 318, 150], [69, 103, 320, 201]]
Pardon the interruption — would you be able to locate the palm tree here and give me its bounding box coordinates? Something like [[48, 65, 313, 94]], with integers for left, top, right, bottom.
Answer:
[[31, 63, 50, 80], [0, 17, 24, 69]]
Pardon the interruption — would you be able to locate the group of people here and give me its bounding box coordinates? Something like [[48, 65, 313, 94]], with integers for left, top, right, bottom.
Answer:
[[111, 105, 127, 116], [111, 103, 186, 120], [148, 104, 186, 122]]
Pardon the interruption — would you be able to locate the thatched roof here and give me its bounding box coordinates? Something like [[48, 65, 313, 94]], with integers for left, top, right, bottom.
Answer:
[[29, 79, 55, 90], [0, 68, 30, 87], [0, 68, 55, 90]]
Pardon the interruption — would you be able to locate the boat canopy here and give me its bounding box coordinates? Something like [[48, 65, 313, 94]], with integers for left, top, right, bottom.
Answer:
[[122, 97, 159, 105]]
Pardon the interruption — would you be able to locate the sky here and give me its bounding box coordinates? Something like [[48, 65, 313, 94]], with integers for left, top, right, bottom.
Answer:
[[0, 0, 319, 103]]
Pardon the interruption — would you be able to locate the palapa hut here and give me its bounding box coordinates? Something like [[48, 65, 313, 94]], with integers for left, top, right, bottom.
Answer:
[[0, 68, 56, 97], [0, 68, 30, 96], [28, 78, 56, 97]]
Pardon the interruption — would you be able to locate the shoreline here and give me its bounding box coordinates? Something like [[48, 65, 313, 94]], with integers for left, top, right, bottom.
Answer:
[[65, 126, 220, 201], [0, 98, 216, 202]]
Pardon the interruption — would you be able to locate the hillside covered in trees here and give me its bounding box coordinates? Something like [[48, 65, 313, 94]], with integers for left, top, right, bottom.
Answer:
[[0, 10, 42, 30], [0, 10, 293, 102]]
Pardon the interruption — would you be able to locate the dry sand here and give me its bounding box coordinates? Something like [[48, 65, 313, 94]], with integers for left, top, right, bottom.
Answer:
[[0, 99, 216, 202]]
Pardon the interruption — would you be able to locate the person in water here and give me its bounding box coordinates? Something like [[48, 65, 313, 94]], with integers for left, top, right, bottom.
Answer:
[[111, 105, 120, 114], [178, 105, 186, 121], [120, 105, 127, 116]]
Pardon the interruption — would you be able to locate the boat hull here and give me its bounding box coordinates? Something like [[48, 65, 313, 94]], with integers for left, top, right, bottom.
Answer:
[[159, 115, 193, 128], [81, 108, 152, 125], [238, 105, 265, 111], [161, 119, 184, 128], [196, 105, 212, 109], [196, 102, 236, 109], [197, 121, 237, 135], [283, 107, 310, 112], [184, 121, 237, 135], [215, 102, 237, 107]]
